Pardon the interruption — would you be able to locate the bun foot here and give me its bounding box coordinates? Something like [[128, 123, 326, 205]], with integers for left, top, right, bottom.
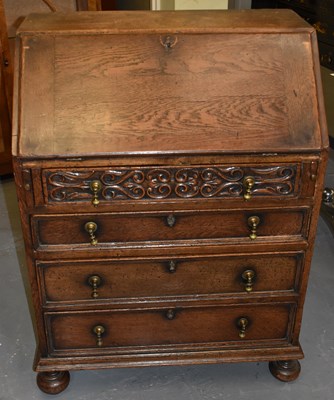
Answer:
[[37, 371, 70, 394], [269, 360, 301, 382]]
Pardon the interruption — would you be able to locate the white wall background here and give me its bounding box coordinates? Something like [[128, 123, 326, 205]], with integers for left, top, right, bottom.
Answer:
[[152, 0, 228, 10]]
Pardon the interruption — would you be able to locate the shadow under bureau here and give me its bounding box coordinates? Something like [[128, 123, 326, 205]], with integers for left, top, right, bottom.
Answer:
[[12, 10, 328, 394]]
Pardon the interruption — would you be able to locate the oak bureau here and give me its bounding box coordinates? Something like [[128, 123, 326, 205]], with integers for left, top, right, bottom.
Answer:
[[12, 10, 328, 394]]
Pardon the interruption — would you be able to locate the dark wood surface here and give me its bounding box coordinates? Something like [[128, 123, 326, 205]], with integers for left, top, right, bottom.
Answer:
[[12, 10, 329, 394], [0, 0, 13, 175]]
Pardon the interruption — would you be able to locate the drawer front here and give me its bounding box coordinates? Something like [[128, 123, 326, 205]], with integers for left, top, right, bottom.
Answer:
[[41, 164, 300, 205], [47, 304, 293, 353], [38, 253, 302, 305], [32, 209, 308, 249]]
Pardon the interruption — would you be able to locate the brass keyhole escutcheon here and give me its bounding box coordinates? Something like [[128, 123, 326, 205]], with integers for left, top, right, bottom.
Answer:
[[84, 221, 98, 246], [93, 325, 105, 347], [166, 214, 176, 227], [237, 317, 249, 339], [160, 35, 178, 50], [247, 215, 260, 240], [243, 176, 255, 201], [168, 260, 177, 273], [90, 180, 102, 207], [165, 309, 176, 320], [88, 275, 102, 299]]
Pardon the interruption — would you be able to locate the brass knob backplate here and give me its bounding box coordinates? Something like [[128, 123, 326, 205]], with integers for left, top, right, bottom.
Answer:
[[84, 221, 98, 245]]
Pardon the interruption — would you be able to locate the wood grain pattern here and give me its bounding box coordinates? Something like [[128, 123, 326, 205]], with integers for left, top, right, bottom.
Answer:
[[32, 209, 307, 248], [53, 35, 291, 153], [13, 12, 324, 156], [18, 36, 55, 157], [38, 253, 302, 305]]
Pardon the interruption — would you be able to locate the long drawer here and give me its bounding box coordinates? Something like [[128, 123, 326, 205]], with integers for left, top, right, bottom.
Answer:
[[38, 253, 303, 306], [41, 164, 301, 206], [46, 303, 294, 354], [31, 208, 309, 249]]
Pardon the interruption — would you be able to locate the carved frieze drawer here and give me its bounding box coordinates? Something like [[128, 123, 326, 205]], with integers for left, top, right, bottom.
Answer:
[[41, 164, 301, 205], [46, 303, 294, 355]]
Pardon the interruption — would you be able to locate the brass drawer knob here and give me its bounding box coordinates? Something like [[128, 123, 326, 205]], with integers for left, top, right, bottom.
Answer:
[[241, 269, 256, 293], [237, 317, 249, 339], [165, 309, 176, 320], [168, 260, 177, 273], [88, 275, 102, 299], [93, 325, 105, 347], [247, 215, 260, 240], [166, 214, 176, 227], [243, 176, 255, 201], [84, 221, 98, 246], [90, 180, 102, 207]]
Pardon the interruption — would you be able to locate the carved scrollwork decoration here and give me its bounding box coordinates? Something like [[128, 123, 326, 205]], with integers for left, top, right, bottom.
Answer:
[[44, 164, 297, 203], [146, 169, 172, 199], [48, 171, 98, 201], [249, 166, 295, 196], [100, 170, 145, 200], [199, 167, 244, 197], [174, 169, 200, 198]]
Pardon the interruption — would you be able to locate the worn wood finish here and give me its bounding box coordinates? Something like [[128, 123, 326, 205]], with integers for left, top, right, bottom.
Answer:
[[36, 371, 70, 395], [13, 10, 325, 158], [269, 359, 301, 382], [12, 10, 328, 394], [32, 208, 308, 248], [38, 253, 302, 305]]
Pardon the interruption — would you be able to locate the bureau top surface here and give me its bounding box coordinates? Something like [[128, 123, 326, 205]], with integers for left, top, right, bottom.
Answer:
[[12, 10, 328, 158]]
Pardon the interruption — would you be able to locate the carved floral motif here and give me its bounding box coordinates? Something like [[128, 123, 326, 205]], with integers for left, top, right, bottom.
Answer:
[[44, 165, 297, 203]]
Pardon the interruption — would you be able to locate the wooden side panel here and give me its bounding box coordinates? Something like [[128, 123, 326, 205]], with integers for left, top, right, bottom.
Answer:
[[280, 33, 320, 149]]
